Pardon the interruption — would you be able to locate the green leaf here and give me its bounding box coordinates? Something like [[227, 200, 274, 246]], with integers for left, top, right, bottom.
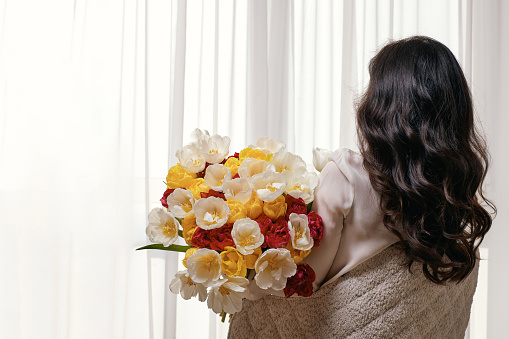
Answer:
[[178, 229, 184, 238], [306, 202, 313, 213], [136, 243, 194, 253]]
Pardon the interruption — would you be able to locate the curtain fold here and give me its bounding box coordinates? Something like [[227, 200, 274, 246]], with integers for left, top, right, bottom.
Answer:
[[267, 0, 292, 143], [246, 0, 268, 144]]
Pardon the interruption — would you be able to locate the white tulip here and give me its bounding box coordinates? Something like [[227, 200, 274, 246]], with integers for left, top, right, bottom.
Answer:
[[271, 150, 307, 175], [231, 218, 264, 255], [166, 188, 195, 218], [238, 158, 275, 179], [207, 276, 249, 314], [169, 270, 208, 301], [186, 248, 222, 287], [312, 147, 333, 172], [288, 213, 314, 251], [176, 143, 206, 173], [193, 197, 231, 230], [191, 128, 211, 143], [204, 164, 232, 191], [222, 178, 253, 204], [145, 208, 180, 247], [248, 136, 286, 154], [198, 134, 231, 164], [250, 170, 287, 202], [254, 248, 297, 290], [283, 170, 319, 204]]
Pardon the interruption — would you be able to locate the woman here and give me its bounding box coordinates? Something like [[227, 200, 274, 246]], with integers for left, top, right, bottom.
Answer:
[[228, 36, 494, 339]]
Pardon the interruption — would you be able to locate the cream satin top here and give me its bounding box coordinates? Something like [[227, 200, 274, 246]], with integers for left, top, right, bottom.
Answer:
[[304, 148, 399, 289], [247, 148, 399, 299]]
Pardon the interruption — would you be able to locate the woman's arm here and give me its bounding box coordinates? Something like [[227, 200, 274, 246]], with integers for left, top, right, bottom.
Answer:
[[302, 159, 353, 290]]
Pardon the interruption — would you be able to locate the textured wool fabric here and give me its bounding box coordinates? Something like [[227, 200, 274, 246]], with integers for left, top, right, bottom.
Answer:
[[228, 244, 478, 339]]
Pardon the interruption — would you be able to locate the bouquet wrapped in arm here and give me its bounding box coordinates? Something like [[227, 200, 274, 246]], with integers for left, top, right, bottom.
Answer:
[[137, 129, 326, 320]]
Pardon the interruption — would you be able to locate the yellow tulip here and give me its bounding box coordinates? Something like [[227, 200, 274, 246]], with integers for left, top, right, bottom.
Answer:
[[187, 178, 210, 200], [243, 191, 263, 219], [166, 164, 197, 189], [285, 242, 311, 264], [226, 199, 247, 224], [239, 147, 271, 163], [262, 195, 287, 220], [220, 246, 247, 277], [224, 157, 240, 177], [181, 214, 198, 245], [244, 247, 262, 269], [182, 247, 199, 268]]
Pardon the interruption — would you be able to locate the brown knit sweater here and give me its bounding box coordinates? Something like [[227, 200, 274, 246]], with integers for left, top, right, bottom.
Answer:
[[228, 245, 478, 339]]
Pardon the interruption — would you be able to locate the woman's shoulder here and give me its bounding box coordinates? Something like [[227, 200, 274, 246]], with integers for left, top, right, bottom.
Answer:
[[327, 148, 368, 186], [315, 148, 376, 220], [328, 148, 363, 168], [329, 148, 362, 160], [326, 148, 375, 207], [315, 149, 360, 218]]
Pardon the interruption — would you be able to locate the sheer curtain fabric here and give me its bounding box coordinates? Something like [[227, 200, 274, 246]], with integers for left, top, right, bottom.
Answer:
[[0, 1, 507, 339]]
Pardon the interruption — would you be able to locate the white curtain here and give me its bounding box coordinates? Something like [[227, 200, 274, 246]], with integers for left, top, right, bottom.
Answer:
[[0, 1, 507, 338]]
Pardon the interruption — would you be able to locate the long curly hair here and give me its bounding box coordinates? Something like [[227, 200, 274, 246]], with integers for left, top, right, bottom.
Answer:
[[356, 36, 494, 283]]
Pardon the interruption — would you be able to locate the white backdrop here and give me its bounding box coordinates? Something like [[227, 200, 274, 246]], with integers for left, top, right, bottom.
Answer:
[[0, 1, 507, 338]]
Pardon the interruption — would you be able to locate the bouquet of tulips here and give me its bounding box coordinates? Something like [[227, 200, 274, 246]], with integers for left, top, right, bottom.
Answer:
[[137, 129, 324, 320]]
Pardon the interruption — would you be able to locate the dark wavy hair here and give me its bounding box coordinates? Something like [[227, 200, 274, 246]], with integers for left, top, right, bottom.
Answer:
[[356, 36, 494, 284]]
